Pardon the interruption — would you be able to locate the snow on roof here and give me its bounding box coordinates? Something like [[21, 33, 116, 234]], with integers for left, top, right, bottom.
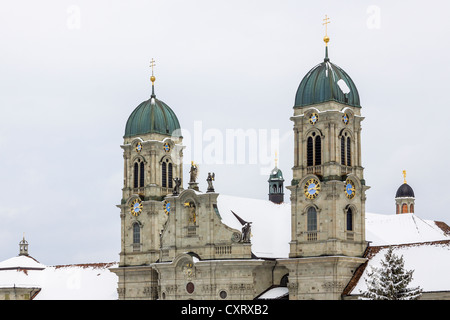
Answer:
[[365, 212, 449, 246], [256, 286, 289, 300], [347, 241, 450, 295], [0, 260, 118, 300], [0, 255, 45, 270], [216, 195, 449, 258], [216, 194, 291, 259]]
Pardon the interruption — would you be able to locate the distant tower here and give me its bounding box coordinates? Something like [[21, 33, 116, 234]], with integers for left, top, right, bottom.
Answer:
[[395, 170, 415, 214], [19, 234, 29, 256], [268, 152, 284, 204]]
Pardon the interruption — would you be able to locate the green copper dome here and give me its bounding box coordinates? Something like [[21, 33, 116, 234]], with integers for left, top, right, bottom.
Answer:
[[124, 89, 181, 138], [295, 48, 360, 108]]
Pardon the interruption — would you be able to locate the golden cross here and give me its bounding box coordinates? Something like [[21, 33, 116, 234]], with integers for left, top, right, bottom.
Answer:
[[150, 58, 156, 76], [322, 14, 331, 36], [403, 170, 407, 184], [275, 150, 278, 167]]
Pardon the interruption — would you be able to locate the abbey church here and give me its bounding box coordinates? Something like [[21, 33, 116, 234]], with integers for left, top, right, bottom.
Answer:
[[107, 28, 450, 300], [2, 20, 449, 301]]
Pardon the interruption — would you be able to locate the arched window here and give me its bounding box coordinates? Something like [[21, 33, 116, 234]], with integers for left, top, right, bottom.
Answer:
[[133, 159, 145, 189], [133, 223, 140, 244], [315, 136, 321, 165], [402, 203, 408, 213], [346, 137, 351, 166], [341, 136, 346, 165], [134, 162, 139, 188], [307, 207, 317, 232], [396, 204, 400, 214], [346, 208, 353, 231], [139, 162, 145, 187], [162, 162, 167, 187], [168, 163, 173, 188], [410, 204, 414, 213], [307, 133, 321, 167], [307, 137, 313, 166]]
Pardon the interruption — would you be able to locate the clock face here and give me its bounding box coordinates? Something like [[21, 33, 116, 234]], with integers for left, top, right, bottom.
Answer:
[[304, 178, 321, 199], [309, 113, 319, 125], [135, 142, 142, 153], [130, 198, 143, 216], [342, 113, 349, 125], [345, 179, 356, 199], [163, 200, 171, 215], [163, 142, 171, 152]]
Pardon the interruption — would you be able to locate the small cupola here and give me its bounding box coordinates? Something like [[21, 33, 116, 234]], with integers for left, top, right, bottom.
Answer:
[[395, 170, 415, 214], [19, 234, 29, 256]]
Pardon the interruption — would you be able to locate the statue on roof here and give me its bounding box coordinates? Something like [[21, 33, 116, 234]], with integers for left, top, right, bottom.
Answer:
[[206, 172, 215, 193]]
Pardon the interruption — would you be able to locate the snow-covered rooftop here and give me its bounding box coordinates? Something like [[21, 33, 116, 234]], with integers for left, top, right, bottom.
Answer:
[[216, 195, 450, 258], [346, 241, 450, 296]]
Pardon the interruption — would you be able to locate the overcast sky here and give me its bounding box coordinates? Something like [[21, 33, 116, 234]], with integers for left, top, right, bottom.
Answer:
[[1, 1, 449, 265]]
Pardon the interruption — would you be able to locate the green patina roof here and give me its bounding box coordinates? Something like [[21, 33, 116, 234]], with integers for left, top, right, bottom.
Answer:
[[295, 47, 361, 108], [268, 167, 284, 181], [124, 91, 181, 138]]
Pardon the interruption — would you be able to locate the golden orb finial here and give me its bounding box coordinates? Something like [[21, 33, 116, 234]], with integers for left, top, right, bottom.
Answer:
[[150, 58, 156, 84], [322, 15, 331, 46]]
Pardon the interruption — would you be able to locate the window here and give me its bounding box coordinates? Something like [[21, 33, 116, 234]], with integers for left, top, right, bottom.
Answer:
[[307, 133, 321, 167], [139, 162, 145, 187], [341, 133, 352, 166], [315, 136, 321, 165], [168, 163, 173, 188], [134, 162, 139, 188], [134, 159, 145, 189], [402, 203, 408, 213], [307, 207, 317, 232], [410, 204, 414, 213], [307, 137, 313, 166], [162, 162, 167, 187], [133, 223, 140, 244], [347, 137, 351, 166], [346, 208, 353, 231], [161, 158, 174, 189]]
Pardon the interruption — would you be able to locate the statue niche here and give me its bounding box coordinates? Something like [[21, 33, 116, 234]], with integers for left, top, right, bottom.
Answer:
[[184, 200, 198, 236]]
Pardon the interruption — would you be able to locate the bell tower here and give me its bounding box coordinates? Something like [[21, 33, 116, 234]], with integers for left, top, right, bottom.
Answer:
[[281, 17, 368, 300], [111, 61, 184, 299]]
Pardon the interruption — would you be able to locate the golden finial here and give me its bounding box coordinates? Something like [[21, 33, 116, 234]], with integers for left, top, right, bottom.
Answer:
[[150, 58, 156, 84], [323, 14, 331, 46], [403, 170, 407, 184], [275, 150, 278, 167]]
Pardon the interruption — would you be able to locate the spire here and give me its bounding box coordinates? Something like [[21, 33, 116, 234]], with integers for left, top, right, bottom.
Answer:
[[150, 58, 156, 98], [403, 170, 407, 184], [323, 15, 331, 61]]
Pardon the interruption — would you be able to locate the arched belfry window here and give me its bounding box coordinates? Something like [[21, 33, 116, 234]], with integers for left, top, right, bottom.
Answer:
[[162, 162, 167, 187], [315, 136, 321, 165], [133, 158, 145, 189], [341, 132, 352, 166], [306, 132, 321, 167], [346, 137, 351, 166], [161, 158, 174, 189], [168, 163, 173, 188], [307, 137, 313, 166]]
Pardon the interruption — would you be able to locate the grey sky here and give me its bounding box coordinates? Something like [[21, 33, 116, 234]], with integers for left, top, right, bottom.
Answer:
[[0, 1, 449, 265]]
